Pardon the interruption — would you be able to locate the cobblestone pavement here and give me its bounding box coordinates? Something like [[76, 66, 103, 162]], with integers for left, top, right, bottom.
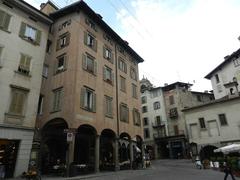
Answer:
[[10, 159, 240, 180]]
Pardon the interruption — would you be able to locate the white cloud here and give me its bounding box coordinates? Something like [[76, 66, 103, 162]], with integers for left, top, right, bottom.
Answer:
[[116, 0, 240, 91]]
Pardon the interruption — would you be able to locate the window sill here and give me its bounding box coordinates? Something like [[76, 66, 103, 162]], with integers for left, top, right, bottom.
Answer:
[[14, 70, 32, 77], [120, 120, 129, 123], [56, 44, 69, 51], [83, 69, 96, 76], [105, 114, 113, 119], [134, 123, 141, 126], [55, 69, 67, 75], [0, 28, 11, 34], [120, 89, 126, 93], [19, 36, 39, 46], [200, 128, 207, 131], [5, 112, 25, 118], [86, 44, 97, 52], [104, 79, 113, 86], [81, 107, 95, 113], [50, 110, 61, 114]]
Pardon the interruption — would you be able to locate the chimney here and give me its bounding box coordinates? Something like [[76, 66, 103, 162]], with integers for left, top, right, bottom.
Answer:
[[40, 3, 46, 10]]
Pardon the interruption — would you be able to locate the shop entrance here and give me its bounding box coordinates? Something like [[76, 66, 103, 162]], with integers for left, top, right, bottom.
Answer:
[[0, 139, 20, 178]]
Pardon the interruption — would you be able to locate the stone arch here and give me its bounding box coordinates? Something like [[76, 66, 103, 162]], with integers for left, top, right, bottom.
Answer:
[[41, 118, 68, 174], [199, 145, 218, 161], [100, 129, 116, 171], [74, 124, 97, 172]]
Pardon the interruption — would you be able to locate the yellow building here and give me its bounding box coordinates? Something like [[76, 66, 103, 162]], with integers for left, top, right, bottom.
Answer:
[[37, 1, 144, 175]]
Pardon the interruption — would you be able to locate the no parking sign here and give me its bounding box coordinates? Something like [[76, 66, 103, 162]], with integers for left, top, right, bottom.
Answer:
[[67, 132, 73, 142]]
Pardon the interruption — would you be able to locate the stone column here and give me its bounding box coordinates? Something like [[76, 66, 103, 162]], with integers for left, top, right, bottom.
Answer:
[[66, 133, 75, 176], [154, 144, 159, 159], [129, 140, 134, 169], [95, 135, 100, 173], [141, 143, 146, 168], [168, 141, 173, 159], [114, 138, 120, 171]]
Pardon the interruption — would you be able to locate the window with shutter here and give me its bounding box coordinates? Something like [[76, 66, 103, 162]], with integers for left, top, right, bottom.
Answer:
[[19, 22, 41, 45], [56, 54, 67, 74], [52, 88, 63, 112], [104, 66, 113, 84], [82, 53, 96, 75], [0, 10, 11, 31], [130, 67, 137, 80], [120, 103, 129, 123], [132, 84, 137, 99], [103, 46, 113, 62], [57, 32, 70, 50], [118, 58, 127, 73], [9, 88, 28, 115], [133, 108, 140, 126], [105, 95, 113, 117], [80, 87, 96, 112], [84, 32, 97, 51], [18, 54, 31, 75], [120, 76, 126, 92]]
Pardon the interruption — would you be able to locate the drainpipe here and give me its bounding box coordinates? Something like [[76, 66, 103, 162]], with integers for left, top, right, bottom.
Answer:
[[114, 43, 120, 137]]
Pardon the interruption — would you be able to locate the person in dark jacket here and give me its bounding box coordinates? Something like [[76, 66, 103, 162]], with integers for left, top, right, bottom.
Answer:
[[224, 160, 235, 180]]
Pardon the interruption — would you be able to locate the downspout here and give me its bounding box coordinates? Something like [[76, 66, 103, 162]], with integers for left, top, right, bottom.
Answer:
[[114, 43, 120, 137]]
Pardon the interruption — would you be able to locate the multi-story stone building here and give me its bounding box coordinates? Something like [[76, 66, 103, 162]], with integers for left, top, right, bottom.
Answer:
[[184, 48, 240, 160], [140, 78, 168, 159], [205, 48, 240, 100], [0, 0, 52, 177], [37, 1, 144, 175], [140, 79, 214, 159]]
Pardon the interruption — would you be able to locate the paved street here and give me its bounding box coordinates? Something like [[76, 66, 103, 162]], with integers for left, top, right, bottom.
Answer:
[[33, 159, 239, 180]]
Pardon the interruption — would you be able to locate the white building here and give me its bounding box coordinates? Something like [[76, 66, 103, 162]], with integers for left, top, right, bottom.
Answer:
[[140, 78, 168, 159], [205, 49, 240, 100], [0, 0, 52, 177], [184, 48, 240, 159]]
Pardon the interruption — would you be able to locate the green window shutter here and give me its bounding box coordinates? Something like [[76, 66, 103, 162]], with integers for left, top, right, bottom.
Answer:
[[109, 99, 113, 116], [93, 60, 97, 75], [26, 56, 31, 70], [19, 54, 26, 69], [132, 109, 135, 125], [92, 92, 96, 112], [19, 22, 26, 37], [93, 39, 97, 52], [64, 55, 67, 70], [9, 91, 18, 113], [84, 31, 87, 45], [111, 72, 114, 85], [66, 33, 70, 46], [35, 30, 42, 45], [2, 13, 11, 30], [82, 54, 87, 70], [56, 39, 60, 50], [0, 10, 4, 28], [103, 47, 106, 58], [16, 92, 24, 114], [80, 88, 86, 108], [103, 66, 106, 80]]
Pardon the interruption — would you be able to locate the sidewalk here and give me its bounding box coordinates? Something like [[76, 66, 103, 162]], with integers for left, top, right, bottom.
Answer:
[[9, 169, 141, 180]]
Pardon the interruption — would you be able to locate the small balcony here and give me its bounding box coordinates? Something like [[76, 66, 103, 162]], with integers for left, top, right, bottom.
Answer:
[[152, 122, 165, 128], [169, 108, 178, 119], [153, 132, 167, 139]]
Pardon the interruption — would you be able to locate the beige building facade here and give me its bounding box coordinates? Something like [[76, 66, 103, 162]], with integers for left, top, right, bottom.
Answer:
[[37, 1, 144, 175], [0, 0, 52, 177]]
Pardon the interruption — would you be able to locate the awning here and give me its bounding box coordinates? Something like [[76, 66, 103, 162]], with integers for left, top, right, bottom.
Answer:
[[214, 144, 240, 154]]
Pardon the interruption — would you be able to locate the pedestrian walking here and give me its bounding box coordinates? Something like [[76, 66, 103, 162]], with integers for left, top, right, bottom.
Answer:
[[224, 160, 235, 180]]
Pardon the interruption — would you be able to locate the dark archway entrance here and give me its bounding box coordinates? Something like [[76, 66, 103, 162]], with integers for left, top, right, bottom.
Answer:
[[100, 129, 116, 171], [119, 132, 131, 170], [41, 118, 68, 174], [74, 124, 97, 173], [200, 145, 218, 161]]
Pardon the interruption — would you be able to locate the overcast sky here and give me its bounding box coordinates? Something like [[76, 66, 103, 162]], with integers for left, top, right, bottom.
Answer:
[[26, 0, 240, 91]]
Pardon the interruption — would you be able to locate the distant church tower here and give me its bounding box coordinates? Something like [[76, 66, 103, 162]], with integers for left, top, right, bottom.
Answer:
[[140, 77, 153, 93]]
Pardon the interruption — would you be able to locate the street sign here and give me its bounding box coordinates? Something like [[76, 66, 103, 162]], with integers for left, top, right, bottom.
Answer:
[[64, 128, 76, 133], [67, 132, 73, 142]]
